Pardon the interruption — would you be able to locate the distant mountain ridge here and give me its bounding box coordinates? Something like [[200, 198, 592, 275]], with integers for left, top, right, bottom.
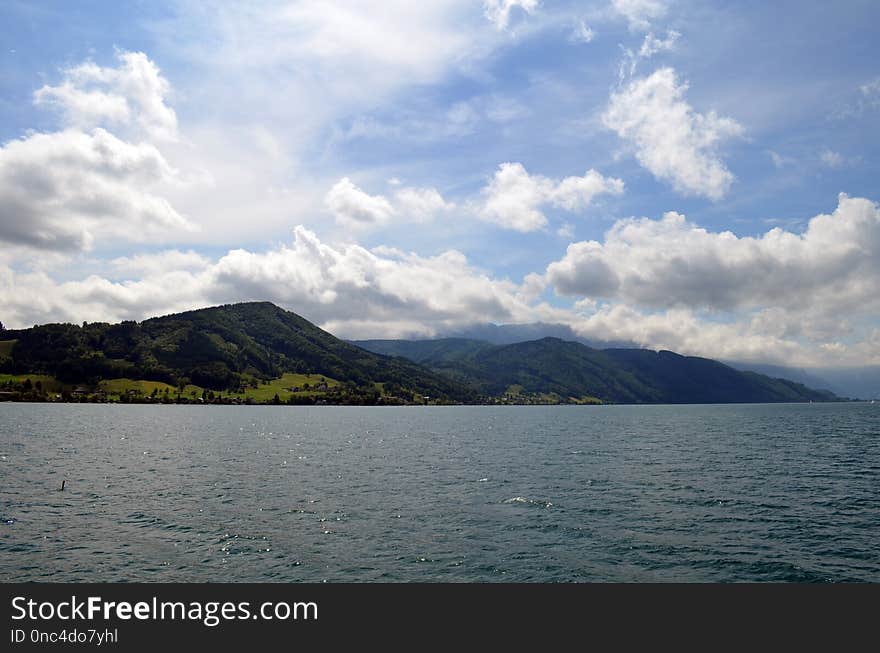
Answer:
[[724, 361, 879, 400], [434, 320, 877, 400], [0, 302, 840, 404], [353, 336, 839, 404]]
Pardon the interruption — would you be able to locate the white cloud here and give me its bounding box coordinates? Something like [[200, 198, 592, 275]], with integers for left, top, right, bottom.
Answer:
[[638, 30, 679, 58], [34, 51, 177, 141], [324, 178, 395, 227], [550, 169, 625, 211], [324, 162, 623, 236], [394, 187, 454, 222], [479, 163, 561, 233], [324, 179, 455, 227], [0, 51, 199, 254], [0, 226, 542, 339], [611, 0, 669, 31], [546, 194, 880, 319], [483, 0, 540, 31], [34, 85, 130, 128], [210, 227, 534, 335], [479, 162, 624, 232], [0, 128, 192, 252], [567, 305, 821, 366], [618, 30, 680, 81], [603, 67, 743, 200]]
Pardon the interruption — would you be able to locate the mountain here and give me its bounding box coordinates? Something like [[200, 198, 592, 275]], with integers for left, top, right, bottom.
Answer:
[[601, 348, 838, 403], [725, 361, 879, 400], [354, 337, 839, 404], [723, 362, 838, 395], [0, 302, 474, 402], [0, 303, 840, 405]]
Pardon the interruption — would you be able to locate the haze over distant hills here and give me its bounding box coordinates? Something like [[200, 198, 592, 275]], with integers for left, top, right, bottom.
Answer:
[[722, 362, 879, 401]]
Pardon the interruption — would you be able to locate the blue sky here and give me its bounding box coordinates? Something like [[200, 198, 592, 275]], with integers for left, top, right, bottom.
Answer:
[[1, 0, 879, 368]]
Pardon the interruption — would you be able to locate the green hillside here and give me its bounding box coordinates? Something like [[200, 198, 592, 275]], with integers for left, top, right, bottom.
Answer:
[[0, 302, 474, 403], [356, 336, 839, 404]]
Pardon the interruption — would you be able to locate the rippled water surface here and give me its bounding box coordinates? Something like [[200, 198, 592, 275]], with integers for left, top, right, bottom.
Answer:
[[1, 403, 878, 582]]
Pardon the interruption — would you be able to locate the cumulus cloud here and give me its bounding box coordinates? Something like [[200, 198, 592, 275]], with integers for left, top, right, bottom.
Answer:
[[0, 128, 192, 252], [0, 226, 542, 339], [394, 187, 454, 222], [209, 227, 533, 335], [611, 0, 669, 31], [0, 264, 210, 330], [483, 0, 539, 31], [324, 178, 395, 227], [546, 194, 880, 319], [34, 51, 177, 141], [323, 178, 454, 227], [0, 51, 195, 254], [603, 68, 743, 199], [479, 162, 624, 232]]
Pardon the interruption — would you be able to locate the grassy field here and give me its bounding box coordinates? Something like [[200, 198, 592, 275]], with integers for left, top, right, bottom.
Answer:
[[0, 373, 66, 392], [228, 372, 340, 401], [99, 378, 204, 398], [99, 372, 340, 402], [2, 371, 343, 403], [501, 383, 602, 404]]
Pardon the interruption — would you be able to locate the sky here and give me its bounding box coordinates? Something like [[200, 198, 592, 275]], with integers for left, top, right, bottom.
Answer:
[[1, 0, 879, 368]]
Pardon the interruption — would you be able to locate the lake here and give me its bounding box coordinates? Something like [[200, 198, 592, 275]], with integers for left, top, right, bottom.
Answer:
[[1, 403, 878, 582]]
